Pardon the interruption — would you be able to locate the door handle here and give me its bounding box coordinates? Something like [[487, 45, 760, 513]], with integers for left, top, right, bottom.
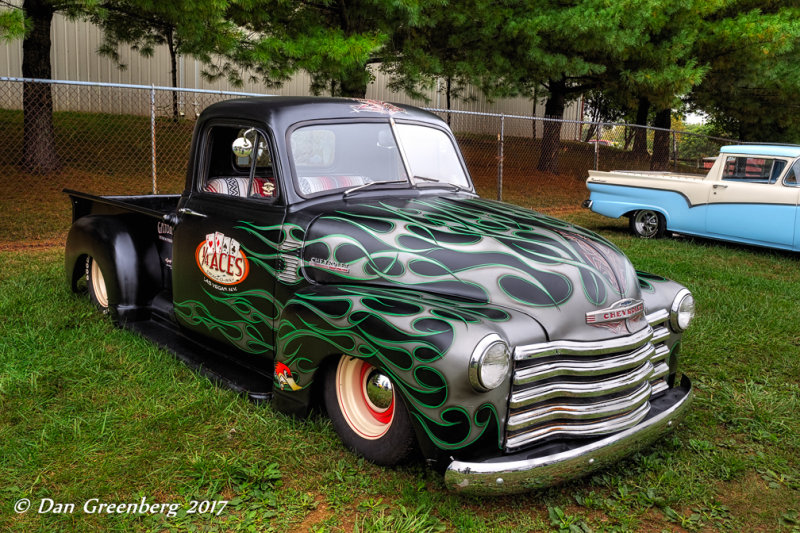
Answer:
[[178, 207, 207, 218], [713, 184, 728, 189]]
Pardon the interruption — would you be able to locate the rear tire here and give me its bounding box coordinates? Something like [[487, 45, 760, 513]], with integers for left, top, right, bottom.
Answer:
[[629, 210, 666, 239], [86, 256, 111, 314], [324, 356, 416, 466]]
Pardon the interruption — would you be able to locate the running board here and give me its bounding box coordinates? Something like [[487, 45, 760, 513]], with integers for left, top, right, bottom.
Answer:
[[124, 316, 273, 402]]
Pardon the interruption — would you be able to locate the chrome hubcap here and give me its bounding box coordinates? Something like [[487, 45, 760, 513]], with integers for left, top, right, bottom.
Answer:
[[364, 369, 393, 410], [635, 211, 658, 237]]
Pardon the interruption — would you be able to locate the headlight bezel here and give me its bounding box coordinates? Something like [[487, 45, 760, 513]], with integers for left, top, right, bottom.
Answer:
[[669, 288, 695, 332], [469, 334, 511, 392]]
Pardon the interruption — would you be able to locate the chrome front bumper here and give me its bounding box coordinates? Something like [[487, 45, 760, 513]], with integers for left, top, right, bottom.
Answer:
[[444, 375, 692, 495]]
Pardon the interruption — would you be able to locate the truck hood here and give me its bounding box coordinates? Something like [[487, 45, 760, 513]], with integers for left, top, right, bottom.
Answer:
[[301, 196, 643, 341]]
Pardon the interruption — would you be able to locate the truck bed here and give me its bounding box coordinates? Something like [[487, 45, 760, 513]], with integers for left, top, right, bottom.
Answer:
[[587, 169, 708, 182], [64, 189, 181, 222]]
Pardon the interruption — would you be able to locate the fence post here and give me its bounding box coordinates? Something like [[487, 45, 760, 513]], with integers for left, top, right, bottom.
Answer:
[[672, 130, 678, 171], [595, 122, 603, 171], [497, 115, 504, 202], [150, 86, 157, 194]]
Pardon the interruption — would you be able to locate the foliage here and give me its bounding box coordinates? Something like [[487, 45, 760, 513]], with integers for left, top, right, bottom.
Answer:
[[0, 4, 25, 40], [89, 0, 242, 117], [676, 122, 735, 161], [687, 1, 800, 142], [222, 0, 427, 97], [92, 0, 240, 73]]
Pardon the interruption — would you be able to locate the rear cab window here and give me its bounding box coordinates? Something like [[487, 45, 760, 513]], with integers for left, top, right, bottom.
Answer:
[[721, 156, 787, 184]]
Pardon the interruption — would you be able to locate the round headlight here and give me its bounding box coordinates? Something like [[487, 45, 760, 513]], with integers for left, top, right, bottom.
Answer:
[[469, 335, 511, 392], [670, 289, 695, 332]]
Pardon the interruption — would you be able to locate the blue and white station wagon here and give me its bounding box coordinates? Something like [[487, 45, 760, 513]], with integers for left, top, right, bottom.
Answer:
[[584, 145, 800, 251]]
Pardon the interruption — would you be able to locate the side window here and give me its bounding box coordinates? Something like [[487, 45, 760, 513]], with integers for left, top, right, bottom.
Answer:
[[202, 125, 278, 200], [722, 156, 786, 184], [784, 160, 800, 187]]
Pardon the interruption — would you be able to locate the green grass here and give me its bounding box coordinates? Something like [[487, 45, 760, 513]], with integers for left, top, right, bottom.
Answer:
[[2, 213, 799, 531]]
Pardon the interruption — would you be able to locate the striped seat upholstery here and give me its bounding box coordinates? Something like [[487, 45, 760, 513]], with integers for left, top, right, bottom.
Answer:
[[205, 177, 275, 198], [298, 175, 369, 195]]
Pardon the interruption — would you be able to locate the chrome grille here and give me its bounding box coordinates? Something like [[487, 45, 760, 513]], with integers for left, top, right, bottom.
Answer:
[[647, 310, 672, 395], [506, 311, 673, 452]]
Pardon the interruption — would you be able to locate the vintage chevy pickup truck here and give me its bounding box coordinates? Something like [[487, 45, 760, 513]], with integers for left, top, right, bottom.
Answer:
[[585, 145, 800, 250], [65, 97, 694, 495]]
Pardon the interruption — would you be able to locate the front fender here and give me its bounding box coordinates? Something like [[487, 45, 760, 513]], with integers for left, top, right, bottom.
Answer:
[[272, 284, 546, 459], [637, 271, 693, 381], [65, 215, 161, 323]]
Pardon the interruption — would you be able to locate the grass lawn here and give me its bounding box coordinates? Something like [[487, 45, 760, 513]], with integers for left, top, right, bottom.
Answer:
[[1, 211, 799, 532]]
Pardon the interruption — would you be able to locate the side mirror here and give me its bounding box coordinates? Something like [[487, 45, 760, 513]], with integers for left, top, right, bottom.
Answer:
[[232, 135, 253, 158]]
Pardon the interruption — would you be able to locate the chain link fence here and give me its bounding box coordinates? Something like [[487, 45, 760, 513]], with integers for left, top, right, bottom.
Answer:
[[0, 78, 736, 246]]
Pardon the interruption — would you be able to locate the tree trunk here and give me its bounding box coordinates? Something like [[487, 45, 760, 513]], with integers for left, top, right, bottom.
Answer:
[[166, 28, 179, 120], [22, 0, 60, 174], [583, 122, 597, 142], [536, 78, 566, 174], [651, 108, 671, 171], [632, 97, 649, 157], [623, 127, 634, 150]]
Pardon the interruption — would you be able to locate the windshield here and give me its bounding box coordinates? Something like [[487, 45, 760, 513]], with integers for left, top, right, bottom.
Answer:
[[289, 121, 471, 196], [394, 124, 470, 188]]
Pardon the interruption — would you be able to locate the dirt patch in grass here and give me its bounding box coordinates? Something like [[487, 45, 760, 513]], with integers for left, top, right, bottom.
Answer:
[[714, 471, 800, 531], [296, 500, 342, 531]]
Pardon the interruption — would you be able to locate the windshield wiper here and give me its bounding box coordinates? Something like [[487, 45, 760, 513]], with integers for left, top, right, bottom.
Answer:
[[343, 179, 408, 197], [412, 175, 467, 192]]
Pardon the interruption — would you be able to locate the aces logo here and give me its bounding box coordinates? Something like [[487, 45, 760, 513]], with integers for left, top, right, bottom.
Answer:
[[196, 232, 249, 285]]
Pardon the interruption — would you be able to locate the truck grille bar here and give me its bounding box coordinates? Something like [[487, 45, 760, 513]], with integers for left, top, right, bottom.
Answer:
[[506, 311, 673, 452]]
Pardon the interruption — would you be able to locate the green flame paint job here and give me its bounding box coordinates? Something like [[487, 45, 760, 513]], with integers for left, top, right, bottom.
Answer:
[[275, 285, 513, 449], [174, 290, 277, 354], [637, 271, 669, 293], [304, 197, 638, 313], [173, 195, 647, 451]]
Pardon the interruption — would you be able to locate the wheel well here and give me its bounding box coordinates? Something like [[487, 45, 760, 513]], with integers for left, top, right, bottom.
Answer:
[[307, 353, 342, 416], [69, 253, 89, 293]]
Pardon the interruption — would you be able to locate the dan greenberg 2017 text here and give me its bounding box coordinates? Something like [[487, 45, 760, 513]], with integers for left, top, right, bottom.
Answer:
[[15, 497, 228, 517]]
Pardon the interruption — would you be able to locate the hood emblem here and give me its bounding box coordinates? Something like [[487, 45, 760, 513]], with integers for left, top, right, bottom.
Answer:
[[586, 299, 645, 334]]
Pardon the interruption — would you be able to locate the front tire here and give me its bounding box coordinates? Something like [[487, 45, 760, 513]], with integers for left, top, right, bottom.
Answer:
[[324, 356, 416, 466], [630, 210, 666, 239]]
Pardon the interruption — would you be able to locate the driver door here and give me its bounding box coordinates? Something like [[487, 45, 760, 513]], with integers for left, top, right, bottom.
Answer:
[[172, 122, 286, 364]]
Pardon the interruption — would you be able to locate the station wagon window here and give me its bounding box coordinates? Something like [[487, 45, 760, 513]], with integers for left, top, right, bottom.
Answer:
[[722, 156, 786, 184], [784, 159, 800, 187], [201, 125, 278, 200]]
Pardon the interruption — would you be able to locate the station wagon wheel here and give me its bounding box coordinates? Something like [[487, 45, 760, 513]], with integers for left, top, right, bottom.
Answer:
[[630, 210, 666, 239], [87, 256, 111, 314], [324, 356, 415, 466]]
